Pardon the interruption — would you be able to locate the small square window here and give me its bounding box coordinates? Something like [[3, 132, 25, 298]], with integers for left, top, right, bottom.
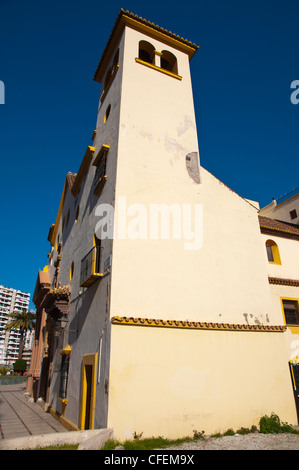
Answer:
[[290, 209, 297, 220], [282, 299, 299, 325]]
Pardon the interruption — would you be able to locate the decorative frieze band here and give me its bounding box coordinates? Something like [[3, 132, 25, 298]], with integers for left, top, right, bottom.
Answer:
[[268, 277, 299, 287], [111, 316, 286, 332]]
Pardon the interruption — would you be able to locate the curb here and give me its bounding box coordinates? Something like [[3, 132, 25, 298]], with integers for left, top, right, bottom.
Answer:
[[0, 428, 113, 450]]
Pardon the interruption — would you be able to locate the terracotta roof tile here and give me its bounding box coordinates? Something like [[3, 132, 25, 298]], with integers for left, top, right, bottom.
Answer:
[[94, 9, 199, 82], [259, 216, 299, 239]]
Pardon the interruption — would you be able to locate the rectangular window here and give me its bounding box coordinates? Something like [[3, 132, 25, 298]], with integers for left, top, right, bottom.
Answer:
[[266, 245, 274, 262], [290, 209, 297, 220], [80, 245, 102, 287], [282, 299, 299, 325], [59, 354, 70, 400]]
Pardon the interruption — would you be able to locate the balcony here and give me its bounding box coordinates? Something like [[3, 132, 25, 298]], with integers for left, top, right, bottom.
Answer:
[[80, 246, 103, 287]]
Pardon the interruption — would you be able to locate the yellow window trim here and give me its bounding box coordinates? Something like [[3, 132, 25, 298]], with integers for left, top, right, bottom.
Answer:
[[60, 343, 72, 355], [80, 353, 97, 430], [58, 397, 68, 405], [266, 239, 281, 265], [135, 58, 182, 80], [289, 361, 297, 389], [93, 144, 110, 167], [280, 297, 299, 333]]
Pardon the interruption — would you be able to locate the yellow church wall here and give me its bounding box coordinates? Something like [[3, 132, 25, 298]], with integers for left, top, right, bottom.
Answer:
[[108, 322, 297, 440]]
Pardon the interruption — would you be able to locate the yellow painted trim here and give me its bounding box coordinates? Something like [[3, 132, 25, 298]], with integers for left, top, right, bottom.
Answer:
[[135, 58, 182, 80], [58, 397, 68, 405], [80, 353, 97, 430], [154, 50, 163, 56], [266, 239, 282, 265], [280, 297, 299, 332], [111, 316, 286, 332], [48, 406, 80, 431], [289, 326, 299, 334], [289, 361, 297, 389], [60, 343, 72, 355]]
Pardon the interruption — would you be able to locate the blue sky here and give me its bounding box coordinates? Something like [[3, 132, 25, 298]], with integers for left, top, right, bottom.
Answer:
[[0, 0, 298, 309]]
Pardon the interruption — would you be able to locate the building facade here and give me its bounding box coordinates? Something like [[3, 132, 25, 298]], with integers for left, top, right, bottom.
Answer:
[[259, 188, 299, 225], [28, 10, 299, 439], [0, 285, 31, 366]]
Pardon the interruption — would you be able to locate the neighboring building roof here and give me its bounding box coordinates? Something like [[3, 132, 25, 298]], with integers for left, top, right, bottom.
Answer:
[[94, 9, 199, 83], [259, 215, 299, 239]]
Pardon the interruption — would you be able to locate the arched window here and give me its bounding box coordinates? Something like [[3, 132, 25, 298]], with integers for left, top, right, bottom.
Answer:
[[160, 50, 178, 75], [265, 240, 281, 264], [138, 40, 155, 65]]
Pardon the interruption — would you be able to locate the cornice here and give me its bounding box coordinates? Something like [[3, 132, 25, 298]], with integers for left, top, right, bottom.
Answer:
[[268, 277, 299, 287], [111, 316, 286, 332]]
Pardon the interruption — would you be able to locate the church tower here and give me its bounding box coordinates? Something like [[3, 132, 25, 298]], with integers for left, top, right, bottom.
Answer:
[[93, 10, 202, 321]]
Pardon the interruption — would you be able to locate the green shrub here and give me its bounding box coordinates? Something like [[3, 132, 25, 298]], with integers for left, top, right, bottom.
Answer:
[[223, 428, 235, 436], [236, 427, 251, 435], [0, 364, 8, 376], [259, 413, 295, 434], [13, 359, 27, 374]]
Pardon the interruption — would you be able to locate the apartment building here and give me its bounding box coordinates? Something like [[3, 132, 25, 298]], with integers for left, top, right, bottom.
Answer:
[[0, 285, 31, 366]]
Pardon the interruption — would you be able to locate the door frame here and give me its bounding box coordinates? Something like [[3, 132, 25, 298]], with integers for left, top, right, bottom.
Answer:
[[80, 353, 97, 430]]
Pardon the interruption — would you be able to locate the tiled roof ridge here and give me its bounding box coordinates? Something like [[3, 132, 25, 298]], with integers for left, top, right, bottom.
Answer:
[[120, 8, 199, 49], [259, 215, 299, 236], [94, 9, 198, 81]]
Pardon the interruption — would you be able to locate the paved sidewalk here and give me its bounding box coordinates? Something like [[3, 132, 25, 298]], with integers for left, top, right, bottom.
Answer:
[[0, 383, 67, 444]]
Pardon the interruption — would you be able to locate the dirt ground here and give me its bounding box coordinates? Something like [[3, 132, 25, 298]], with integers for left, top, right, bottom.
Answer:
[[166, 432, 299, 450]]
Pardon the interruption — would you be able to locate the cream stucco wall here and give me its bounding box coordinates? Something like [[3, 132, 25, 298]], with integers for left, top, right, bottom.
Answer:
[[261, 233, 299, 280], [109, 26, 275, 326], [110, 165, 276, 325], [108, 323, 297, 440]]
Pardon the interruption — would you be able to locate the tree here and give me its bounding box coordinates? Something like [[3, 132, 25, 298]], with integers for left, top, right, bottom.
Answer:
[[5, 309, 36, 359], [13, 359, 27, 374]]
